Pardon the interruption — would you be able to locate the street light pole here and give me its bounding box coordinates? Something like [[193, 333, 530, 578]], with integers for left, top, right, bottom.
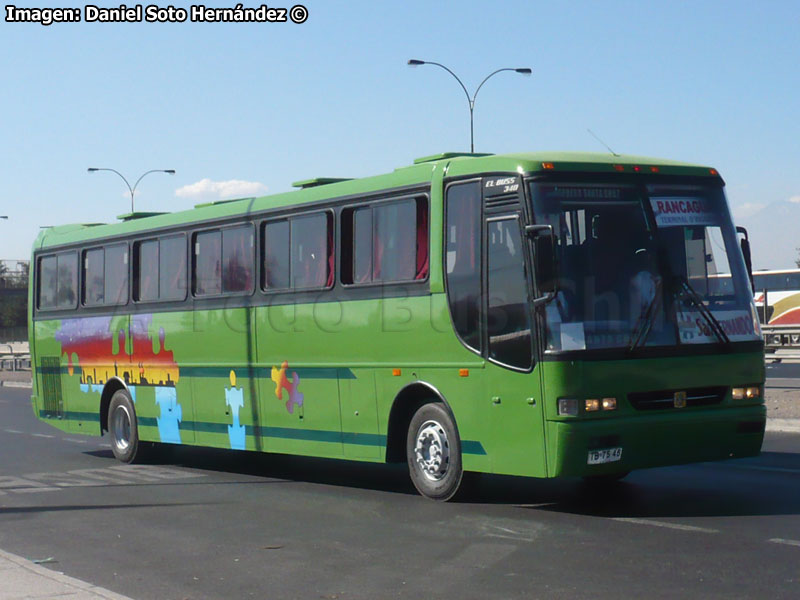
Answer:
[[408, 60, 532, 153], [87, 168, 176, 213]]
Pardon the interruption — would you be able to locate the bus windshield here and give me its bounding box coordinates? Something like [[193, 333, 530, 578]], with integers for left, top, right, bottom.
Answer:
[[530, 181, 761, 352]]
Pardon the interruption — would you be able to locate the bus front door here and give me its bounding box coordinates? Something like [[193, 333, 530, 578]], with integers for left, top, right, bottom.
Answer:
[[485, 214, 547, 477]]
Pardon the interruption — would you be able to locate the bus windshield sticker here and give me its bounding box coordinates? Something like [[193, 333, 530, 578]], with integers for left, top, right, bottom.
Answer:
[[676, 309, 758, 343], [560, 322, 586, 350], [649, 197, 719, 228]]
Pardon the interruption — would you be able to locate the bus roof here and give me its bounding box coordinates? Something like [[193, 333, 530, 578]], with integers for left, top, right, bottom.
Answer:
[[34, 151, 720, 251]]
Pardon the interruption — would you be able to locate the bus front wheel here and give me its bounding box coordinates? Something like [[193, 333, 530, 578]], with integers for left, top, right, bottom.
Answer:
[[108, 389, 142, 463], [406, 403, 463, 501]]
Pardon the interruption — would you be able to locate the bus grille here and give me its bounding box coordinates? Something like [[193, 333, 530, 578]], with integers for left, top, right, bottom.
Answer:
[[628, 386, 726, 411], [40, 357, 64, 418]]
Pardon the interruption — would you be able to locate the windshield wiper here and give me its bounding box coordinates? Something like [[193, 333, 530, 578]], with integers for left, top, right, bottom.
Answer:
[[674, 275, 730, 345], [628, 278, 663, 352]]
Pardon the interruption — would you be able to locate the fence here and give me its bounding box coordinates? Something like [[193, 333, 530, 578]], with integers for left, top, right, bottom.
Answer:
[[763, 325, 800, 361]]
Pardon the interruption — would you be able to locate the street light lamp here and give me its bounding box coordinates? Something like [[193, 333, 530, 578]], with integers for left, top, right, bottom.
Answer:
[[408, 60, 532, 153], [87, 168, 176, 213]]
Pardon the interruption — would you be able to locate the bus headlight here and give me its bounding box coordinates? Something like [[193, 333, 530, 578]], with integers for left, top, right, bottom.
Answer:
[[732, 386, 761, 400], [585, 399, 600, 412], [602, 397, 617, 411]]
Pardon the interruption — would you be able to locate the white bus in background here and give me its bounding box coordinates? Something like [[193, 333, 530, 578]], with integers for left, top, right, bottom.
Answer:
[[710, 268, 800, 346]]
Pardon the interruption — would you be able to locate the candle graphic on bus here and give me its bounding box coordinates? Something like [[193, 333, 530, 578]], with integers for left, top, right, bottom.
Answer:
[[226, 370, 246, 450]]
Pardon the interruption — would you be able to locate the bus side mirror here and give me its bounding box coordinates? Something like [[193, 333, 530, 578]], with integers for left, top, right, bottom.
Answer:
[[736, 226, 754, 293], [525, 224, 557, 295]]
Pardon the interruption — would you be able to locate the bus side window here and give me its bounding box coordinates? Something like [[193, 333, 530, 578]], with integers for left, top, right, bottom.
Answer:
[[38, 255, 58, 309], [104, 244, 128, 305], [134, 235, 186, 302], [83, 247, 105, 306], [135, 240, 159, 302], [342, 198, 427, 285], [194, 231, 222, 296], [445, 182, 482, 352], [262, 220, 290, 290], [292, 213, 331, 289], [160, 235, 187, 300], [221, 225, 254, 293]]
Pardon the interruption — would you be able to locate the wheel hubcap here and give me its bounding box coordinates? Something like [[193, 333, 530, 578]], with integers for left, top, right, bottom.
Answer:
[[414, 420, 450, 481], [111, 405, 131, 453]]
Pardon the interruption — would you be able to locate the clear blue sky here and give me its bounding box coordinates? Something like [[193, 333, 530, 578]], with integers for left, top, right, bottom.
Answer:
[[1, 0, 798, 264]]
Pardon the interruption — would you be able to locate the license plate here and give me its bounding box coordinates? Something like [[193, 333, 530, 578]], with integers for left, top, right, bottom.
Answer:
[[587, 447, 623, 465]]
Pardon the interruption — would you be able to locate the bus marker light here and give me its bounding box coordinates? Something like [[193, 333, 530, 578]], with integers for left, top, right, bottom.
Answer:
[[633, 166, 641, 172], [459, 369, 469, 377], [650, 166, 659, 173], [709, 168, 719, 176], [392, 369, 401, 376], [558, 398, 579, 416], [613, 164, 625, 172], [602, 397, 617, 411], [542, 162, 555, 170], [585, 399, 600, 412]]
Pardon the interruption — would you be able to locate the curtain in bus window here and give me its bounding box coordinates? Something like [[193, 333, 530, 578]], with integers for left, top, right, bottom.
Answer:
[[353, 208, 372, 283], [326, 216, 334, 288], [222, 226, 253, 293], [57, 252, 78, 309], [263, 221, 290, 290], [416, 199, 429, 280], [137, 241, 159, 302], [39, 256, 58, 309], [445, 182, 482, 351], [160, 235, 186, 300], [292, 214, 328, 289], [104, 244, 128, 305], [487, 218, 532, 368], [195, 231, 222, 296], [84, 248, 105, 306]]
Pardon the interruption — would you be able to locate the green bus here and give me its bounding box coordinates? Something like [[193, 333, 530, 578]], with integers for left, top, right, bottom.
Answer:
[[29, 152, 766, 500]]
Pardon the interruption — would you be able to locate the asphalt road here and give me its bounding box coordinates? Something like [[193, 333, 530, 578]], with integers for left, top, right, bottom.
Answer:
[[1, 385, 799, 600], [766, 361, 800, 388]]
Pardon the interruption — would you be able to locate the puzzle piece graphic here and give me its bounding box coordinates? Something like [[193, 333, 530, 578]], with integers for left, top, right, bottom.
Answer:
[[271, 361, 304, 414], [286, 371, 304, 414], [155, 386, 182, 444], [271, 361, 290, 399]]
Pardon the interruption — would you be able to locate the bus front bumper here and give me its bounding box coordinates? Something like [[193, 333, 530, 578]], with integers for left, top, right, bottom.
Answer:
[[546, 405, 766, 477]]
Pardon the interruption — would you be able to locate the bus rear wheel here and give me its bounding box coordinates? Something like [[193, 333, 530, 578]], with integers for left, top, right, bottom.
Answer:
[[406, 403, 463, 501], [108, 389, 142, 463]]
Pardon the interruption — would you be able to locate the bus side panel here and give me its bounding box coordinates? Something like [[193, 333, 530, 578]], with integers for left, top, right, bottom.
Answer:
[[34, 315, 135, 436], [130, 311, 195, 448], [32, 318, 72, 434], [256, 301, 345, 459]]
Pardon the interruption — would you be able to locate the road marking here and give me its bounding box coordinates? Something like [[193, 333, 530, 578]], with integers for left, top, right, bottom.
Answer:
[[718, 464, 800, 476], [769, 538, 800, 548], [3, 429, 24, 434], [0, 465, 205, 495], [62, 438, 87, 444], [612, 518, 718, 533], [30, 433, 55, 439], [434, 542, 519, 573]]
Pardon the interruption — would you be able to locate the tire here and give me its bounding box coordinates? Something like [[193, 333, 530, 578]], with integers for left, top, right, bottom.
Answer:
[[406, 403, 463, 501], [108, 389, 143, 463]]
